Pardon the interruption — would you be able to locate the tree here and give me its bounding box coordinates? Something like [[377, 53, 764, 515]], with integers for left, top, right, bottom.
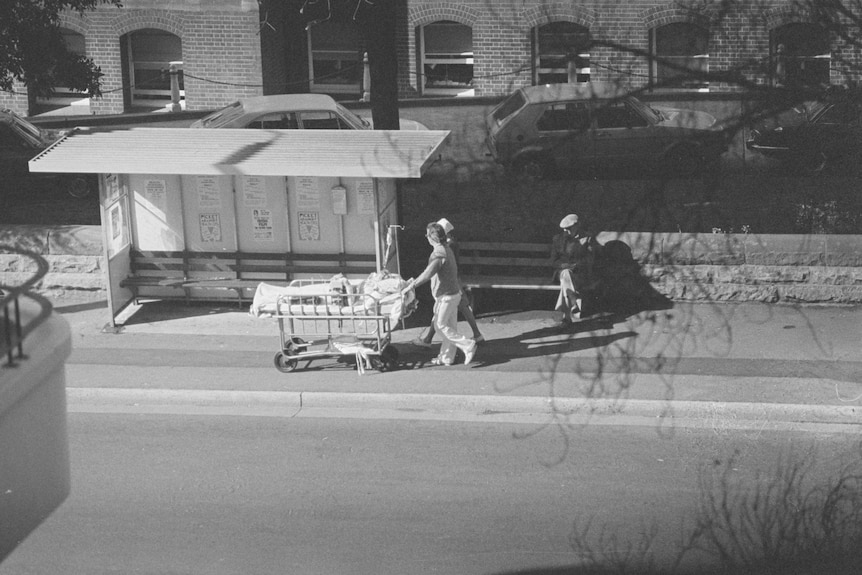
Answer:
[[0, 0, 121, 98], [299, 0, 401, 129]]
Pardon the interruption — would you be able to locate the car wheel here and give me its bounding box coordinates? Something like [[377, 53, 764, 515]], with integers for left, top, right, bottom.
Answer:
[[515, 155, 552, 180], [63, 175, 94, 198]]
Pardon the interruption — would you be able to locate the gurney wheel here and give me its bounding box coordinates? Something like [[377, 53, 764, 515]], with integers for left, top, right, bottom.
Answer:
[[273, 351, 298, 373]]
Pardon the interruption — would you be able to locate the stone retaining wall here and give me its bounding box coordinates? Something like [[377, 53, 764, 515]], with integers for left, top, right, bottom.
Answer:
[[598, 231, 862, 304], [0, 226, 104, 299], [2, 226, 862, 304]]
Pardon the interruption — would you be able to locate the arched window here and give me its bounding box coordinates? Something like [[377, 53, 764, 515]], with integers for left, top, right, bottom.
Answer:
[[123, 29, 183, 109], [37, 28, 88, 110], [308, 20, 362, 95], [417, 21, 473, 96], [650, 22, 709, 91], [532, 22, 590, 85], [772, 23, 831, 88]]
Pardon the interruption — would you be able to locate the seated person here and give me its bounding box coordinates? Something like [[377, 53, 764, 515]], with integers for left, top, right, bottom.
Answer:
[[550, 213, 600, 327]]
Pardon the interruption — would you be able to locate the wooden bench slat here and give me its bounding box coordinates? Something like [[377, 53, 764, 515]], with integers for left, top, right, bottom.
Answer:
[[459, 242, 550, 253], [123, 249, 382, 305], [459, 256, 548, 267]]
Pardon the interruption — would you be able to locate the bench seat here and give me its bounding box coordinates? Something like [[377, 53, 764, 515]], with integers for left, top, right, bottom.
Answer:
[[121, 249, 378, 305], [456, 241, 554, 292]]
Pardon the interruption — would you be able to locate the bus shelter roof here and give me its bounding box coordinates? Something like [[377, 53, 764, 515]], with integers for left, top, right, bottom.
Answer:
[[29, 127, 450, 179]]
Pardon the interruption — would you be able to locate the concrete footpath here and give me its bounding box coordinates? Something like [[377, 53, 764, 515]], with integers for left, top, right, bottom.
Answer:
[[52, 297, 862, 430]]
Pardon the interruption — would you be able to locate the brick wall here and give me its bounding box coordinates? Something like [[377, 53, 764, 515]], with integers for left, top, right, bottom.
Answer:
[[0, 0, 263, 116], [3, 0, 862, 116], [404, 0, 862, 97]]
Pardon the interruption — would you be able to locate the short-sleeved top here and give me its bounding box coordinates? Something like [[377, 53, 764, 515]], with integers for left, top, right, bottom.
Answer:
[[429, 243, 461, 298]]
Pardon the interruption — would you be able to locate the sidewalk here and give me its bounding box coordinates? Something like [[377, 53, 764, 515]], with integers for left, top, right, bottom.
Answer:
[[51, 297, 862, 421]]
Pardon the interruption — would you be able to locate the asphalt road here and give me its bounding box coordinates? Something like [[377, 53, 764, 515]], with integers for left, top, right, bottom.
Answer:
[[2, 410, 857, 575]]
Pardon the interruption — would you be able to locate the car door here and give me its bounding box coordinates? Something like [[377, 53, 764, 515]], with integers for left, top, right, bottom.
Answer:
[[591, 99, 654, 171], [810, 102, 859, 161], [533, 102, 592, 168]]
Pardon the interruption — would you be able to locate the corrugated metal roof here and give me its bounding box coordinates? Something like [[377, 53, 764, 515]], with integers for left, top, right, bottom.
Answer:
[[28, 128, 450, 178]]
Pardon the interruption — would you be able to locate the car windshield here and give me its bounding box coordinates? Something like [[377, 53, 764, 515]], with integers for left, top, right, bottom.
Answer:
[[5, 109, 46, 140], [626, 96, 662, 123], [492, 91, 527, 125], [334, 103, 369, 129], [804, 101, 830, 120], [198, 101, 245, 128]]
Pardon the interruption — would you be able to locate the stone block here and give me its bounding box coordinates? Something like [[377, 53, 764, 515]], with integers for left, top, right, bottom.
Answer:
[[0, 226, 49, 255], [824, 235, 862, 267], [47, 226, 103, 257], [743, 234, 827, 266], [660, 233, 746, 266], [46, 255, 102, 275]]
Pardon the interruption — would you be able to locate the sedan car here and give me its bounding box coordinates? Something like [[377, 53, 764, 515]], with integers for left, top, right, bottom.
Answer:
[[485, 83, 728, 179], [190, 93, 428, 131], [746, 90, 862, 174], [1, 108, 93, 197]]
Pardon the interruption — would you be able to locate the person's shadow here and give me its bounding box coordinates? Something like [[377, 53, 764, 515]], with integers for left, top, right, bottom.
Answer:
[[586, 239, 672, 318], [396, 238, 670, 369], [396, 323, 637, 370]]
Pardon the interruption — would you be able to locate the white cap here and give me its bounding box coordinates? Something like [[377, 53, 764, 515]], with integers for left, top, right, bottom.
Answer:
[[437, 218, 454, 234], [559, 214, 579, 228]]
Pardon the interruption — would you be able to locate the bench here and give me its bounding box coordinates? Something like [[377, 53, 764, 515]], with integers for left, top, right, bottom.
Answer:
[[456, 241, 557, 291], [120, 249, 378, 305], [450, 240, 646, 314]]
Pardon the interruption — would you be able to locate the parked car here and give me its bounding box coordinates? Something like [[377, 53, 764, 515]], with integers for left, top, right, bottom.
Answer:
[[0, 108, 94, 198], [485, 83, 727, 179], [746, 89, 862, 174], [190, 94, 428, 131]]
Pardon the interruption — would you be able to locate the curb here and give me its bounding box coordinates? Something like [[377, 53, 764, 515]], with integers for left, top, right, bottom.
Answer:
[[66, 388, 862, 430]]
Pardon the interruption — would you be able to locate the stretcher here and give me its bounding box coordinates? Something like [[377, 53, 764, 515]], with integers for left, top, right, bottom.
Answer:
[[250, 276, 415, 373]]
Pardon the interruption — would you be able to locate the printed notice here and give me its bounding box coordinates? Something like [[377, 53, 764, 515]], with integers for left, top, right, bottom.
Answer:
[[144, 179, 167, 211], [199, 213, 222, 243], [297, 211, 320, 242], [243, 176, 267, 207], [197, 176, 221, 208], [252, 208, 274, 241], [357, 180, 375, 215], [110, 205, 121, 240], [296, 176, 320, 210], [331, 185, 347, 215], [105, 174, 120, 203]]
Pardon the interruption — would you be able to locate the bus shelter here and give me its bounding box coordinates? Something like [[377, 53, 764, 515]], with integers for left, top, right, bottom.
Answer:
[[29, 127, 449, 324]]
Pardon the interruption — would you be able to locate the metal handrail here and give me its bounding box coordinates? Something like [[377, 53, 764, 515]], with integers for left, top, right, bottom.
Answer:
[[0, 246, 53, 368]]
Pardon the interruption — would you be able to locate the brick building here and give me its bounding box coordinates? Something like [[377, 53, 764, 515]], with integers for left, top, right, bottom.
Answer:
[[2, 0, 860, 117]]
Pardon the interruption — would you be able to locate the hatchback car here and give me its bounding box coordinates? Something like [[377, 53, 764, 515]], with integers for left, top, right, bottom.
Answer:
[[746, 90, 862, 174], [485, 83, 727, 179], [190, 93, 428, 131], [1, 109, 93, 198]]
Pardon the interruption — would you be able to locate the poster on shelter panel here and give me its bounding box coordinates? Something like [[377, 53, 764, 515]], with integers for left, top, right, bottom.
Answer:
[[199, 213, 222, 243], [105, 195, 129, 259]]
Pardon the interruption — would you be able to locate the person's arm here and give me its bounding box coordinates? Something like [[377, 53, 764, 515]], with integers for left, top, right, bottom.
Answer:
[[403, 256, 443, 292], [550, 235, 574, 271]]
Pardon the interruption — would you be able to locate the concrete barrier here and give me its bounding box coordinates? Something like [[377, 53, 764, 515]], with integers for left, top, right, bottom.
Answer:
[[3, 226, 862, 303]]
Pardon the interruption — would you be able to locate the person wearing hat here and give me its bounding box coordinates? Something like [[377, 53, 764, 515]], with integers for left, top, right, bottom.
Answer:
[[550, 213, 600, 327], [402, 221, 478, 366], [413, 218, 484, 348]]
